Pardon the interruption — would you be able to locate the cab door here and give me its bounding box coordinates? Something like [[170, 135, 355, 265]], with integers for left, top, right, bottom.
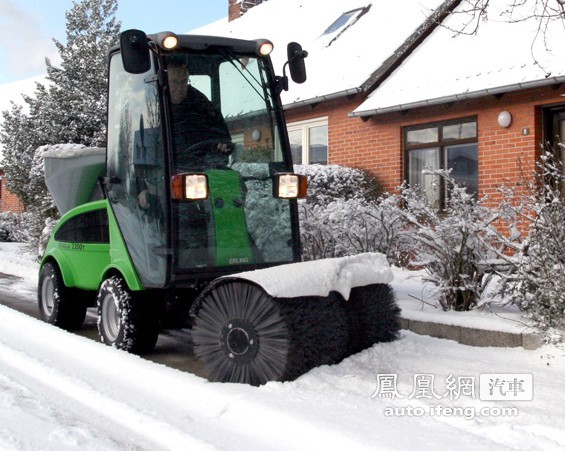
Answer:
[[105, 52, 170, 287]]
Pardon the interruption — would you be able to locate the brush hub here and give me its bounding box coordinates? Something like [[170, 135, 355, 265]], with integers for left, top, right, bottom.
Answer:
[[220, 318, 259, 363]]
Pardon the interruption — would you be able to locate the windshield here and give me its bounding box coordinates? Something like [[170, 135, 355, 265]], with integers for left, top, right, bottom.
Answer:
[[163, 51, 297, 272]]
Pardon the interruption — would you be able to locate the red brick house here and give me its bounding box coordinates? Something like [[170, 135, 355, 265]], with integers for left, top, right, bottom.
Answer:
[[209, 0, 565, 209], [0, 168, 24, 213]]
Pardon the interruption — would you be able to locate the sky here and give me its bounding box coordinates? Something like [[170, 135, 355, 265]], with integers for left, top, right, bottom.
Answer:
[[0, 0, 228, 84]]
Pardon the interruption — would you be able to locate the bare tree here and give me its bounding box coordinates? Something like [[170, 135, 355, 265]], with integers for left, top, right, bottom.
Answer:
[[449, 0, 564, 36]]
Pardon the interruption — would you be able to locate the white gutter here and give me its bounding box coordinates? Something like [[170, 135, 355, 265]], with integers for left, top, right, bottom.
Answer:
[[283, 87, 362, 110], [349, 75, 565, 118]]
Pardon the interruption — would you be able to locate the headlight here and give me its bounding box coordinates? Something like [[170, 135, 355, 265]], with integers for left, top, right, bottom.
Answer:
[[171, 173, 209, 200], [273, 173, 307, 199]]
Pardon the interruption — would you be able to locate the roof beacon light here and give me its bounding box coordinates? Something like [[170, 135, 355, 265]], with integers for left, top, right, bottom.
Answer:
[[258, 40, 274, 56], [162, 33, 179, 50]]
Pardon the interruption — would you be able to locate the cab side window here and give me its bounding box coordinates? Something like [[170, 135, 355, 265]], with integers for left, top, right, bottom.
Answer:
[[55, 209, 109, 244]]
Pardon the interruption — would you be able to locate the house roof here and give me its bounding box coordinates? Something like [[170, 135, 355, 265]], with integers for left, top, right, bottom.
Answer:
[[352, 3, 565, 117], [191, 0, 447, 108]]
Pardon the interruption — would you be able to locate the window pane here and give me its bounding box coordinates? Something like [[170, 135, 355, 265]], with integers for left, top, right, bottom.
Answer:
[[408, 147, 440, 208], [443, 121, 477, 140], [106, 54, 167, 287], [288, 129, 303, 164], [308, 125, 328, 164], [445, 143, 478, 196], [406, 127, 438, 145]]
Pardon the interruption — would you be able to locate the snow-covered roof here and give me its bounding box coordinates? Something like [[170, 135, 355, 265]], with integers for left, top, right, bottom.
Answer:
[[190, 0, 446, 107], [352, 5, 565, 117]]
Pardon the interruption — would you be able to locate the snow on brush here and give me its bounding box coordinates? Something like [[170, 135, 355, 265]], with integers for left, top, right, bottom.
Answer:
[[232, 252, 393, 299], [0, 244, 565, 450]]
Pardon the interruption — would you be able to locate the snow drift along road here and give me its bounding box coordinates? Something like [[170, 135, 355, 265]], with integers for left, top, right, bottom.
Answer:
[[1, 301, 565, 450]]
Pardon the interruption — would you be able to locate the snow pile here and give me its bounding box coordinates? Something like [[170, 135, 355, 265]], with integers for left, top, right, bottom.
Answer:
[[232, 252, 393, 299], [0, 242, 38, 281]]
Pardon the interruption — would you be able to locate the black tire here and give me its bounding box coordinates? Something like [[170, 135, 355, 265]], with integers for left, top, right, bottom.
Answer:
[[96, 276, 160, 354], [345, 283, 401, 355], [192, 280, 350, 385], [38, 262, 87, 330]]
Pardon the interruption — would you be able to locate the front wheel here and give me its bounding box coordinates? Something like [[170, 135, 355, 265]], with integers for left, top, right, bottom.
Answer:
[[96, 276, 160, 354], [38, 262, 86, 330]]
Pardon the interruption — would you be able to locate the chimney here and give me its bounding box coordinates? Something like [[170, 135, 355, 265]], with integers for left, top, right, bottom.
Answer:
[[229, 0, 264, 22]]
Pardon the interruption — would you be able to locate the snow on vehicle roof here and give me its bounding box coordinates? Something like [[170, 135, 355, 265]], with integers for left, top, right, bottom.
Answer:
[[40, 144, 105, 158]]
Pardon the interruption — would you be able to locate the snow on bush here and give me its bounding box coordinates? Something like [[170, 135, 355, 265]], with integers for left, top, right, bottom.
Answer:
[[298, 195, 410, 265], [0, 212, 33, 242], [295, 165, 407, 262], [295, 164, 382, 206], [395, 170, 509, 312], [496, 149, 565, 342]]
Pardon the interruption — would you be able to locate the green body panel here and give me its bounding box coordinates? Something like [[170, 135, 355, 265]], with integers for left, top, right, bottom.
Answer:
[[104, 201, 145, 291], [41, 199, 144, 292], [207, 169, 254, 267], [41, 200, 110, 290]]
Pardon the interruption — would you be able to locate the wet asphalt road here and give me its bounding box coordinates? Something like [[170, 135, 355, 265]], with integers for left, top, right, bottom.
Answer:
[[0, 272, 207, 378]]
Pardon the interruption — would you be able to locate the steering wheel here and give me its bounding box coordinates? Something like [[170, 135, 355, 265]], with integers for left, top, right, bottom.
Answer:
[[186, 138, 235, 156]]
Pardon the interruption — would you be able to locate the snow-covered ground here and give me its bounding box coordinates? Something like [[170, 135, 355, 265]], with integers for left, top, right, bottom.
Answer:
[[0, 242, 564, 450]]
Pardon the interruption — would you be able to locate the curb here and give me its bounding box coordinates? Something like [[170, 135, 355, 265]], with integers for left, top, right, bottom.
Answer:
[[400, 317, 543, 350]]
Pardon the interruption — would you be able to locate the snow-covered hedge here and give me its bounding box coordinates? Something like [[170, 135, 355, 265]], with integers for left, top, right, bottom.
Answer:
[[296, 164, 412, 265], [497, 150, 565, 343], [295, 164, 382, 206], [0, 212, 33, 243]]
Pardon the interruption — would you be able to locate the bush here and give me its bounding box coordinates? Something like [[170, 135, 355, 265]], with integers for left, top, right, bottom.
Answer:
[[399, 171, 502, 311], [500, 149, 565, 341], [295, 164, 383, 207], [0, 212, 34, 243], [296, 165, 393, 261]]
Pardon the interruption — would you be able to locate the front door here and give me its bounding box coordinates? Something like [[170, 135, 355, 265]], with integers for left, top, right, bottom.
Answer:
[[106, 52, 169, 287]]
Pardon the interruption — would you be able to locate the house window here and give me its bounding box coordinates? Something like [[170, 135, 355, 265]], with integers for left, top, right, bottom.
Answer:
[[321, 6, 371, 46], [404, 118, 478, 209], [288, 118, 328, 165], [544, 105, 565, 159]]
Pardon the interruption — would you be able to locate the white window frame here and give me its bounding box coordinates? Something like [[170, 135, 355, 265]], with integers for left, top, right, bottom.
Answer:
[[287, 117, 328, 165]]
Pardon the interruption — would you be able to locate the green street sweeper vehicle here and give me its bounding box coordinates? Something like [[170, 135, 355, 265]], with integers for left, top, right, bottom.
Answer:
[[38, 30, 400, 385]]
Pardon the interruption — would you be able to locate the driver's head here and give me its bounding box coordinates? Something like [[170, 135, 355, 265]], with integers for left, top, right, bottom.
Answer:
[[168, 62, 189, 105]]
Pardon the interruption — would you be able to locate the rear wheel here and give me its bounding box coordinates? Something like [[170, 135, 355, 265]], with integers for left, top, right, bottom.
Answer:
[[96, 276, 160, 354], [38, 262, 87, 330], [192, 280, 350, 385]]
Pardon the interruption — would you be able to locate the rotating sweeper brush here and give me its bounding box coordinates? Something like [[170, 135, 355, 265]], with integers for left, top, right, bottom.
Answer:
[[37, 29, 400, 385]]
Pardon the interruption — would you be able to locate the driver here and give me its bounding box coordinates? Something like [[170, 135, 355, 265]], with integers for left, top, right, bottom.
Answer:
[[167, 60, 233, 170]]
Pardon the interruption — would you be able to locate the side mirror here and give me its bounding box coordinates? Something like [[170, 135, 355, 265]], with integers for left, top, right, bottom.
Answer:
[[120, 29, 151, 74], [287, 42, 307, 84], [273, 173, 308, 199]]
